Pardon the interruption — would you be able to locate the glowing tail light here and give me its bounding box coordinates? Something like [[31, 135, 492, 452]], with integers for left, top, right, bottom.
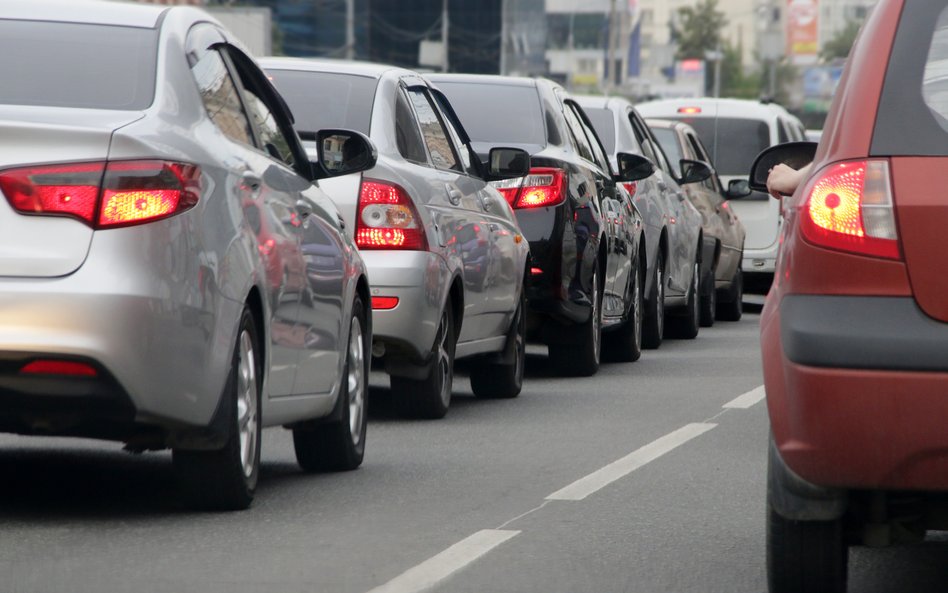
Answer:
[[355, 180, 427, 250], [371, 296, 399, 310], [0, 160, 201, 229], [799, 160, 900, 260], [490, 167, 567, 209]]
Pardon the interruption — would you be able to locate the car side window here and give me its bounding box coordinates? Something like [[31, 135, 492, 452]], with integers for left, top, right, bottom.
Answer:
[[406, 88, 461, 172], [777, 120, 790, 143], [223, 48, 299, 171], [570, 103, 612, 175], [430, 91, 476, 175], [395, 89, 429, 165], [630, 113, 670, 176], [562, 103, 596, 164], [186, 27, 254, 147], [685, 132, 721, 193]]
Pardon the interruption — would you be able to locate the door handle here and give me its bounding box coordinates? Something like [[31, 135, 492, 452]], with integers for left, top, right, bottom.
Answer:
[[489, 223, 501, 233], [295, 199, 313, 219], [447, 188, 462, 205], [241, 172, 262, 193]]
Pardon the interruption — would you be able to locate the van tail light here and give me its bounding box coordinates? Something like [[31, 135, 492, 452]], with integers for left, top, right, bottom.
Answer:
[[0, 160, 201, 229], [355, 180, 428, 250], [799, 160, 900, 260], [489, 167, 567, 209]]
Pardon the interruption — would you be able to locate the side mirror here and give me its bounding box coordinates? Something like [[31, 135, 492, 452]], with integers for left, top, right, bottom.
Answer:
[[311, 129, 378, 180], [748, 141, 818, 192], [725, 179, 752, 199], [614, 152, 655, 182], [677, 159, 713, 185], [487, 147, 530, 180]]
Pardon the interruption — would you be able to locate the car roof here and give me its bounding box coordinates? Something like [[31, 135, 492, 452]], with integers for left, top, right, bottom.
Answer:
[[636, 97, 788, 120], [572, 94, 634, 112], [425, 73, 542, 89], [0, 0, 167, 28], [257, 57, 412, 80], [642, 118, 679, 129]]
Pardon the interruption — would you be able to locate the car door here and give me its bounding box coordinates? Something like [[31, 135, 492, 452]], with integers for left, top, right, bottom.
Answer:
[[431, 88, 520, 335], [403, 86, 494, 342], [186, 27, 303, 397], [224, 45, 345, 396]]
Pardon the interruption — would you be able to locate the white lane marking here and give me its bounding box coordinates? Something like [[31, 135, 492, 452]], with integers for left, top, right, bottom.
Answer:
[[546, 422, 717, 501], [365, 529, 520, 593], [723, 385, 766, 409]]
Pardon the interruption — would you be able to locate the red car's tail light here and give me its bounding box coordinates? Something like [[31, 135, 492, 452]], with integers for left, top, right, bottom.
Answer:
[[20, 359, 98, 377], [490, 167, 567, 210], [355, 180, 428, 250], [0, 160, 201, 229], [371, 296, 399, 310], [621, 181, 637, 198], [799, 160, 900, 260]]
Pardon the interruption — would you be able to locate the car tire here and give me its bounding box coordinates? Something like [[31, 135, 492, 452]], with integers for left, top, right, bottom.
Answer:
[[642, 249, 665, 349], [391, 301, 456, 419], [767, 502, 848, 593], [549, 263, 602, 377], [699, 263, 716, 328], [666, 259, 700, 339], [293, 295, 368, 472], [603, 254, 643, 363], [470, 290, 525, 399], [716, 267, 743, 322], [174, 307, 261, 511]]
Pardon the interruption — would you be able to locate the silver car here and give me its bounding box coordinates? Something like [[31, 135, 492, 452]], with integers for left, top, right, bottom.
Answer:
[[261, 58, 531, 419], [0, 0, 376, 510]]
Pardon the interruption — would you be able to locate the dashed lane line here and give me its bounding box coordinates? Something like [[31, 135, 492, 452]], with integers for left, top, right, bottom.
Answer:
[[545, 422, 718, 501], [723, 385, 766, 409], [365, 529, 520, 593]]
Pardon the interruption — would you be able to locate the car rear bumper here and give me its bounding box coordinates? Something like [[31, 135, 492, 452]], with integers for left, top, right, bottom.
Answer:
[[362, 250, 449, 361], [765, 294, 948, 491]]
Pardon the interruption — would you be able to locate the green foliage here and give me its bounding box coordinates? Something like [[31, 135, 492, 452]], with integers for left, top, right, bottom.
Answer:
[[821, 20, 861, 61], [673, 0, 728, 61], [719, 43, 760, 99]]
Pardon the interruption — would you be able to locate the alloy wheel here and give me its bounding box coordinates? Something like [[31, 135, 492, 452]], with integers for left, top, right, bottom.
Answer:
[[347, 316, 366, 446], [236, 329, 259, 479]]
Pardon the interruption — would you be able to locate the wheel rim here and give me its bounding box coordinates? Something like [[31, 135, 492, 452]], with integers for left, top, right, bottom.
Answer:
[[514, 302, 525, 384], [692, 262, 700, 320], [633, 265, 643, 350], [236, 329, 258, 479], [656, 259, 664, 336], [347, 316, 366, 445], [435, 309, 452, 406], [592, 268, 601, 363]]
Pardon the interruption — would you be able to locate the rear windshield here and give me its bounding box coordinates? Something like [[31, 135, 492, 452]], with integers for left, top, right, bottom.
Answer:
[[665, 117, 769, 177], [0, 20, 157, 110], [434, 82, 546, 146], [873, 1, 948, 156], [266, 70, 377, 135], [583, 108, 616, 154]]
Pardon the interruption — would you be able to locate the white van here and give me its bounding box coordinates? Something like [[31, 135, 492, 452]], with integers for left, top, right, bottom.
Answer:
[[635, 98, 806, 291]]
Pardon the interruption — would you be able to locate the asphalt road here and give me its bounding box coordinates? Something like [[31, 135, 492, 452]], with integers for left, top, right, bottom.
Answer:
[[1, 308, 946, 593]]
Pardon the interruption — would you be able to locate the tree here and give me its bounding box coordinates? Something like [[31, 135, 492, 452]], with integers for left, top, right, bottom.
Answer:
[[719, 43, 761, 99], [821, 20, 861, 61], [673, 0, 728, 61]]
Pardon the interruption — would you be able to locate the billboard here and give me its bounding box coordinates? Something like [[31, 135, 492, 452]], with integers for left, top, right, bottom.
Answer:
[[786, 0, 819, 65]]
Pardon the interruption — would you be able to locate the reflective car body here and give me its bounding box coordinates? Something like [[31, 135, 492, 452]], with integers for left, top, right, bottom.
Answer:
[[760, 0, 948, 588], [575, 95, 706, 339], [428, 75, 647, 373], [261, 59, 529, 416], [647, 118, 746, 323], [636, 97, 804, 292], [0, 1, 370, 505]]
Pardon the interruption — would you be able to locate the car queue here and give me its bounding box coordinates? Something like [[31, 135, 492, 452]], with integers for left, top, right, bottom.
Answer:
[[0, 0, 765, 511]]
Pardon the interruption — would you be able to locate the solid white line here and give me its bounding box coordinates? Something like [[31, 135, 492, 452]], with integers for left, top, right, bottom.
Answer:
[[365, 529, 520, 593], [723, 385, 766, 409], [546, 423, 717, 501]]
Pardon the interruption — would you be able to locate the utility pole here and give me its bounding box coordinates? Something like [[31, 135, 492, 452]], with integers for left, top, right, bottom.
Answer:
[[441, 0, 449, 72], [345, 0, 355, 60], [605, 0, 617, 93]]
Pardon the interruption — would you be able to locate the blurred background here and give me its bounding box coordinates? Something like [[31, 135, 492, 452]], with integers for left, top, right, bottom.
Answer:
[[134, 0, 870, 130]]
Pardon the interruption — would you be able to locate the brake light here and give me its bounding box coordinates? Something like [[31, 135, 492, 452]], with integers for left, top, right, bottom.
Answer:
[[20, 359, 97, 377], [355, 180, 427, 250], [678, 106, 702, 114], [0, 160, 201, 228], [490, 167, 567, 210], [371, 296, 399, 310], [799, 160, 900, 260]]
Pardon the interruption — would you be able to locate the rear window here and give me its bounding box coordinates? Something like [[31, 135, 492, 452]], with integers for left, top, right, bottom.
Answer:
[[434, 82, 545, 146], [0, 20, 157, 110], [583, 108, 617, 154], [266, 70, 377, 135], [668, 117, 770, 177], [873, 1, 948, 156]]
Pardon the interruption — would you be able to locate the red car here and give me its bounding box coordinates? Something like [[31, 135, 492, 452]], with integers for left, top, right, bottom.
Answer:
[[754, 1, 948, 591]]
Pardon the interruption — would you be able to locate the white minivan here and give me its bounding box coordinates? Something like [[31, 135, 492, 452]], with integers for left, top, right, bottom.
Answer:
[[635, 98, 806, 291]]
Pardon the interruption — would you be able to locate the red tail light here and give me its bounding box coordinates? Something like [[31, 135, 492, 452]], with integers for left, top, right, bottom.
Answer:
[[20, 359, 98, 377], [799, 160, 900, 260], [621, 182, 637, 198], [490, 167, 567, 209], [371, 296, 399, 310], [0, 160, 201, 229], [355, 180, 427, 250]]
